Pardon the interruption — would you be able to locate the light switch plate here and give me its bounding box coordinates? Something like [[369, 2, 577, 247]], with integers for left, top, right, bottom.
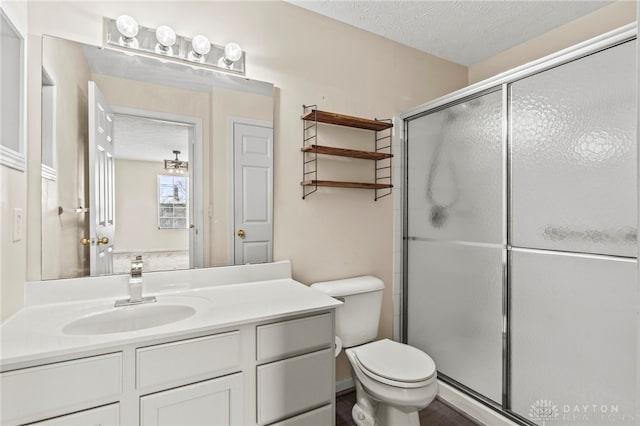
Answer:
[[12, 208, 22, 242]]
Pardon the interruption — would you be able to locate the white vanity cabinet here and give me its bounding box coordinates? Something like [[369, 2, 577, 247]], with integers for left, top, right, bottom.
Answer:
[[256, 313, 335, 425], [0, 310, 336, 426]]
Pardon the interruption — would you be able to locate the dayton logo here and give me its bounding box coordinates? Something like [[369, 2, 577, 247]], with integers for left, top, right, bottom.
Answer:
[[529, 399, 560, 425]]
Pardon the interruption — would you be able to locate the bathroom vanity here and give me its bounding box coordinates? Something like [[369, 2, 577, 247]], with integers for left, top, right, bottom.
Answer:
[[0, 261, 340, 426]]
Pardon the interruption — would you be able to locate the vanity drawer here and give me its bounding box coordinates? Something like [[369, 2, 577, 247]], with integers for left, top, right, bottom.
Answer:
[[256, 313, 333, 362], [257, 348, 333, 425], [30, 403, 120, 425], [136, 331, 240, 390], [268, 404, 333, 426], [0, 353, 122, 426]]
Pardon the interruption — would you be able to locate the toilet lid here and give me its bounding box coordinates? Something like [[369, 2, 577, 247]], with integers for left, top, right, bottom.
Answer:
[[353, 339, 436, 383]]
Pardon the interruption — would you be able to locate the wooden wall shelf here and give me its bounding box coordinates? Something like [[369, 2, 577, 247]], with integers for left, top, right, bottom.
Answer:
[[301, 145, 393, 161], [301, 105, 393, 200], [301, 180, 393, 190], [301, 110, 393, 131]]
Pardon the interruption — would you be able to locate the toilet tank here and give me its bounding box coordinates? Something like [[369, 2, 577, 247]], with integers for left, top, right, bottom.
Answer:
[[310, 276, 384, 348]]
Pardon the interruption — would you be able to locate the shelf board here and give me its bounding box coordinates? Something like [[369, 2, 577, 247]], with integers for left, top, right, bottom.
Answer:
[[301, 180, 393, 190], [301, 145, 393, 160], [301, 110, 393, 131]]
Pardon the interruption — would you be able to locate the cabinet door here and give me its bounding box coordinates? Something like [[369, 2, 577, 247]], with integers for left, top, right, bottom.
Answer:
[[140, 373, 243, 426], [30, 404, 119, 425], [257, 348, 333, 425]]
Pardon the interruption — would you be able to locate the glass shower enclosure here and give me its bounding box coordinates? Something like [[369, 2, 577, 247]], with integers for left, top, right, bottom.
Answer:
[[402, 26, 638, 425]]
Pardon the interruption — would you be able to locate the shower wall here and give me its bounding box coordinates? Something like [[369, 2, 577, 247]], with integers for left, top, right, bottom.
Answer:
[[404, 37, 638, 425]]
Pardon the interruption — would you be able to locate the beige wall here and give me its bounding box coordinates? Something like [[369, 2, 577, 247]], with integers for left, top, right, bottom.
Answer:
[[40, 36, 91, 280], [0, 0, 28, 322], [210, 87, 273, 266], [469, 1, 637, 84], [114, 159, 189, 252], [19, 1, 468, 382]]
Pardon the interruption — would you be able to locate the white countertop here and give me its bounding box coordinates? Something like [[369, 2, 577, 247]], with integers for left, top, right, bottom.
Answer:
[[1, 263, 341, 371]]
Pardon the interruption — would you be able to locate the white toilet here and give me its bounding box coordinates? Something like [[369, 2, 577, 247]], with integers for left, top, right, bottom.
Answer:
[[311, 276, 437, 426]]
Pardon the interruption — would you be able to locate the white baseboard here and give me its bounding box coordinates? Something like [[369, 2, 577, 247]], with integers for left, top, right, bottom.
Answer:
[[437, 381, 518, 426], [336, 377, 354, 394]]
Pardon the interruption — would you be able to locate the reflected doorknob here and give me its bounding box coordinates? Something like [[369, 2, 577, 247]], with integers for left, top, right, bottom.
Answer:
[[237, 229, 245, 238], [97, 237, 109, 245], [80, 237, 91, 246]]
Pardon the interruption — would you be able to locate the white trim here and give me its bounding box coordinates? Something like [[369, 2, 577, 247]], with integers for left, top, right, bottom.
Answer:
[[636, 8, 640, 425], [111, 106, 204, 269], [336, 377, 354, 394], [437, 381, 518, 426], [0, 145, 26, 171], [40, 164, 56, 181], [41, 70, 57, 173], [0, 7, 27, 172], [112, 248, 189, 254], [401, 23, 637, 120]]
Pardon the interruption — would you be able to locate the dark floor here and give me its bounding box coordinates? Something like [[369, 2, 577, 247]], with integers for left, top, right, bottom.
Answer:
[[336, 390, 481, 426]]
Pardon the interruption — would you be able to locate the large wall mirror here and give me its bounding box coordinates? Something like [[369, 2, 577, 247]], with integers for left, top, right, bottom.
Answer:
[[40, 35, 274, 280]]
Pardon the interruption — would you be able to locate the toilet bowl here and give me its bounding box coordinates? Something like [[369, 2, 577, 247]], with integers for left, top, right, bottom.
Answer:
[[346, 339, 437, 426], [310, 276, 438, 426]]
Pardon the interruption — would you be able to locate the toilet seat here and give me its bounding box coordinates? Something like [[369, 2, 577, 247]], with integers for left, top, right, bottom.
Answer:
[[350, 339, 436, 389]]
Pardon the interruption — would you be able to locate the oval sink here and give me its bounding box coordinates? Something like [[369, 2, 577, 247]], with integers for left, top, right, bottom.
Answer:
[[63, 304, 196, 335]]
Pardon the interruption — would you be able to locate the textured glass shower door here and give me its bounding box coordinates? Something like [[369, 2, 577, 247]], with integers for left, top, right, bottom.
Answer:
[[406, 90, 505, 404], [405, 34, 638, 425], [509, 40, 638, 425]]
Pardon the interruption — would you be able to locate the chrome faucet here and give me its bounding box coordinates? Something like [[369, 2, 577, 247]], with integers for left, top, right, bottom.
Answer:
[[115, 255, 157, 307]]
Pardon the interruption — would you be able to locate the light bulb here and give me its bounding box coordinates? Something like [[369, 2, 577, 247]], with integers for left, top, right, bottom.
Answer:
[[155, 25, 176, 55], [116, 15, 139, 39], [115, 15, 139, 48], [188, 34, 211, 62], [223, 42, 242, 64], [192, 35, 211, 56]]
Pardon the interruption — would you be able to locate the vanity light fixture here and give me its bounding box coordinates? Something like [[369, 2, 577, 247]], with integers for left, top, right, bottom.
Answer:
[[164, 150, 188, 174], [105, 16, 246, 75], [115, 15, 139, 48]]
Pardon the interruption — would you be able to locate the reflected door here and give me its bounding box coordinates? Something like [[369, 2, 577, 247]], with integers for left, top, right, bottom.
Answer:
[[88, 81, 115, 276], [233, 121, 273, 265]]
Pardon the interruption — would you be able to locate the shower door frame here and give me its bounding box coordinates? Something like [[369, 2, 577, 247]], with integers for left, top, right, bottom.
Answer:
[[399, 23, 638, 425]]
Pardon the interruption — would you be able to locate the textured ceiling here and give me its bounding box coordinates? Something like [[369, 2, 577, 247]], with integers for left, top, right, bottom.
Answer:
[[288, 0, 614, 66], [114, 115, 190, 163]]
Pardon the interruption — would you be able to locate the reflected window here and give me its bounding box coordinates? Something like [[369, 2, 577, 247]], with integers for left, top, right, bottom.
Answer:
[[158, 175, 188, 229]]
